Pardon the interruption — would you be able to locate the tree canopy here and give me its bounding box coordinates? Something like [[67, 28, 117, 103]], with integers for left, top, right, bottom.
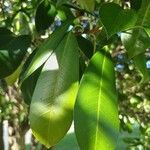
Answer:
[[0, 0, 150, 149]]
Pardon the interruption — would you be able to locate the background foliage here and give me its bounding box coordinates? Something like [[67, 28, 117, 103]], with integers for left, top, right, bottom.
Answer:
[[0, 0, 150, 150]]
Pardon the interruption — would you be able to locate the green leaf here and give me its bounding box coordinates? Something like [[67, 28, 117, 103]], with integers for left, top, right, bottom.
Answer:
[[56, 6, 74, 21], [130, 0, 142, 11], [21, 67, 42, 105], [13, 12, 31, 35], [121, 0, 150, 82], [29, 32, 79, 148], [56, 0, 68, 6], [136, 0, 150, 29], [74, 50, 119, 150], [135, 0, 150, 36], [5, 62, 24, 85], [100, 3, 137, 37], [121, 29, 150, 82], [55, 133, 79, 150], [0, 33, 31, 79], [76, 0, 95, 12], [35, 0, 57, 32], [121, 29, 150, 58], [0, 28, 14, 48], [123, 0, 150, 57], [133, 54, 150, 82], [79, 56, 86, 80], [76, 35, 93, 59], [20, 50, 42, 105], [22, 22, 70, 82], [96, 28, 118, 49]]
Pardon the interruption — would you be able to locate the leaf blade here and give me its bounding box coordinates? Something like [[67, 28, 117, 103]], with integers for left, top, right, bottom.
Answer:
[[136, 0, 150, 28], [100, 3, 137, 37], [35, 0, 57, 32], [29, 32, 79, 148], [121, 29, 150, 58], [22, 22, 70, 82], [0, 34, 31, 79], [121, 29, 150, 82], [74, 50, 119, 150]]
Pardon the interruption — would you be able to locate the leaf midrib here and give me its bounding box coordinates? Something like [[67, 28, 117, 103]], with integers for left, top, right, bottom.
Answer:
[[46, 33, 71, 146], [94, 50, 106, 150], [30, 33, 70, 120], [47, 33, 71, 104], [140, 1, 150, 26], [30, 33, 70, 147], [24, 24, 69, 81]]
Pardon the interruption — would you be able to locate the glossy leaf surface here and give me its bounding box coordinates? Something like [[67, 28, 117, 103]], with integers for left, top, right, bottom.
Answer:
[[0, 29, 31, 79], [29, 32, 79, 148], [121, 0, 150, 82], [21, 67, 42, 105], [13, 12, 31, 35], [21, 50, 42, 105], [5, 62, 24, 85], [121, 29, 150, 58], [76, 35, 93, 59], [100, 3, 137, 37], [121, 29, 150, 82], [35, 0, 57, 32], [134, 0, 150, 37], [136, 0, 150, 28], [22, 23, 69, 82], [74, 50, 119, 150], [123, 0, 150, 57]]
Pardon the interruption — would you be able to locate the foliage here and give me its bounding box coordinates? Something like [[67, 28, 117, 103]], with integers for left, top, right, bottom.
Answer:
[[0, 0, 150, 149]]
